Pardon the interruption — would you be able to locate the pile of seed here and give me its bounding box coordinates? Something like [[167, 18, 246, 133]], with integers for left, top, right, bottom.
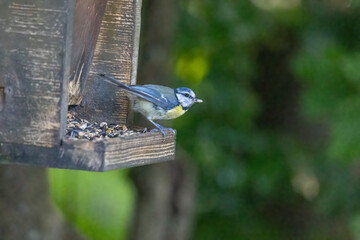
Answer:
[[66, 111, 146, 141]]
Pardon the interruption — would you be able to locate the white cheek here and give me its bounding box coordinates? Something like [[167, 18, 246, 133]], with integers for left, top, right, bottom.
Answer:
[[176, 94, 194, 108], [185, 98, 193, 106], [176, 94, 184, 102]]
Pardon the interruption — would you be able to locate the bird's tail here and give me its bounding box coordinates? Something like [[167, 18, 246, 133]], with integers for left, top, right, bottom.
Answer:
[[99, 73, 162, 105], [98, 73, 131, 90]]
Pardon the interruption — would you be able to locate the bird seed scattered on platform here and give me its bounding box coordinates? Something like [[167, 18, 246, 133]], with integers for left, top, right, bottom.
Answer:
[[66, 111, 147, 141]]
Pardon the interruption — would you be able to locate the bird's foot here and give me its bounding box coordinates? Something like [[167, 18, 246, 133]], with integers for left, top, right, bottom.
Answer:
[[150, 127, 176, 141], [147, 118, 176, 142], [150, 128, 159, 133]]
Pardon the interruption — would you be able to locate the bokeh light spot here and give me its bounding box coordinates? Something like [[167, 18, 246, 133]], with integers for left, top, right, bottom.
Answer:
[[251, 0, 301, 10], [176, 51, 209, 85]]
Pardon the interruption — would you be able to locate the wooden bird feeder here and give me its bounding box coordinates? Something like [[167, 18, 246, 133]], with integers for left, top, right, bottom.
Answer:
[[0, 0, 176, 171]]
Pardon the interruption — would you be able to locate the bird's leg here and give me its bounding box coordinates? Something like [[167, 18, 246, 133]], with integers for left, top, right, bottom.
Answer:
[[147, 118, 176, 141]]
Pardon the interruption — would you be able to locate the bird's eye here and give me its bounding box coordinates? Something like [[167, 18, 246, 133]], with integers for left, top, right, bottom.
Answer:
[[184, 93, 190, 97]]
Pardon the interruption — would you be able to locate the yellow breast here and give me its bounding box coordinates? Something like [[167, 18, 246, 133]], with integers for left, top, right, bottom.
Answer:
[[165, 105, 186, 119]]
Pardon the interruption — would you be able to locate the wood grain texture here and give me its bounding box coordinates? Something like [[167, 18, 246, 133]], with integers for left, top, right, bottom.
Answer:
[[68, 0, 107, 105], [103, 130, 175, 170], [65, 130, 175, 171], [75, 0, 142, 124], [0, 0, 74, 147], [0, 131, 175, 171]]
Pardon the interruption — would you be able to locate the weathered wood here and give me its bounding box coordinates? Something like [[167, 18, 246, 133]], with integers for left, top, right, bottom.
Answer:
[[68, 0, 108, 105], [75, 0, 142, 124], [62, 130, 175, 171], [0, 0, 74, 147], [0, 130, 175, 171], [103, 130, 175, 170]]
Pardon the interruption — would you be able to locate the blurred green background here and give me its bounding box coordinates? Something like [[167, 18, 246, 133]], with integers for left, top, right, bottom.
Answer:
[[50, 0, 360, 239]]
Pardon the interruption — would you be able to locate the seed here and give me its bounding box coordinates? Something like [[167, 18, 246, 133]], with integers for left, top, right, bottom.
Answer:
[[66, 111, 141, 141], [100, 122, 107, 128]]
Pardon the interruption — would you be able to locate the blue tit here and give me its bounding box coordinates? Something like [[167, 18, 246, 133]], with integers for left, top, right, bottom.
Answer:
[[99, 74, 203, 141]]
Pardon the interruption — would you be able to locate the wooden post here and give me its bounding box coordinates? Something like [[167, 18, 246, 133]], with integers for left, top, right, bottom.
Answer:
[[0, 0, 74, 147], [74, 0, 142, 124]]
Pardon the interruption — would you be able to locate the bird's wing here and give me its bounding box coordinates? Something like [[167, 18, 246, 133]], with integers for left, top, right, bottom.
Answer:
[[99, 74, 177, 109], [129, 85, 178, 110]]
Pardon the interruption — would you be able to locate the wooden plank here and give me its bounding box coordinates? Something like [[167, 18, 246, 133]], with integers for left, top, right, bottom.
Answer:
[[0, 140, 103, 171], [60, 139, 104, 170], [0, 131, 175, 171], [0, 142, 58, 167], [75, 0, 142, 124], [68, 0, 108, 105], [103, 130, 175, 170], [61, 131, 175, 171], [0, 0, 75, 148], [64, 130, 175, 171]]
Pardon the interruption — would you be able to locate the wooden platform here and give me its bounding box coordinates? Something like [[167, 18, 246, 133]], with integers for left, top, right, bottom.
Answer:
[[0, 131, 175, 171]]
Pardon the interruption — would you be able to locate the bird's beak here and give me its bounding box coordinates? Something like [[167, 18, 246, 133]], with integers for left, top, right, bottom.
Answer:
[[195, 98, 203, 103]]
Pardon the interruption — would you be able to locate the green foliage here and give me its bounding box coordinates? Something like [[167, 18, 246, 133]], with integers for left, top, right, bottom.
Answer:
[[174, 0, 360, 239], [49, 169, 134, 240], [293, 12, 360, 162]]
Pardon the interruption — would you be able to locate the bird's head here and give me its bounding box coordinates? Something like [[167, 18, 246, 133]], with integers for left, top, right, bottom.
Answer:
[[175, 87, 203, 110]]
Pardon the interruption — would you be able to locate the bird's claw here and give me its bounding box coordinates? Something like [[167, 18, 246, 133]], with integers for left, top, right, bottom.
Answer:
[[150, 127, 176, 142], [167, 128, 176, 134], [147, 118, 176, 142]]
